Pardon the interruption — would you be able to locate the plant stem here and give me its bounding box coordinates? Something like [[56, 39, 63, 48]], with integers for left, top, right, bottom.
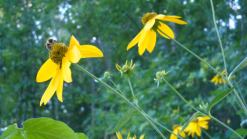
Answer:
[[75, 64, 167, 139], [227, 80, 247, 115], [157, 28, 218, 74], [126, 78, 184, 139], [163, 78, 243, 139], [172, 39, 218, 73], [127, 77, 136, 100], [210, 0, 227, 71], [228, 57, 247, 80]]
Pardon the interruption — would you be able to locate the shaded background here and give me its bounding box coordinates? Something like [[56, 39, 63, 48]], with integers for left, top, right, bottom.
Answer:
[[0, 0, 247, 138]]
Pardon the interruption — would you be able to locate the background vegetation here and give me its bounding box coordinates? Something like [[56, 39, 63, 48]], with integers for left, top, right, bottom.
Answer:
[[0, 0, 247, 138]]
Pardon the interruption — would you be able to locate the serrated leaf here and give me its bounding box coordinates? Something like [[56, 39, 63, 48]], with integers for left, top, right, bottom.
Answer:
[[208, 89, 233, 112]]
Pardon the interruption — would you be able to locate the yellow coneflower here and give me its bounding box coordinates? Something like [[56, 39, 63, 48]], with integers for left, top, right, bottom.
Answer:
[[169, 125, 186, 139], [127, 12, 187, 55], [36, 35, 103, 106], [210, 70, 227, 85], [184, 116, 210, 137], [116, 132, 144, 139]]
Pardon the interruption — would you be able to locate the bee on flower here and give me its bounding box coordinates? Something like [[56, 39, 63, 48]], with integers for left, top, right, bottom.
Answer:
[[116, 60, 135, 76], [116, 131, 144, 139], [169, 125, 186, 139], [36, 35, 103, 106], [184, 116, 210, 137], [127, 12, 187, 55], [210, 70, 227, 85]]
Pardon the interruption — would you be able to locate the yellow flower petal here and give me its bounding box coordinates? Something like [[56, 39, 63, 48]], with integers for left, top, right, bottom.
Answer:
[[36, 59, 58, 82], [66, 35, 81, 63], [170, 125, 186, 139], [139, 134, 145, 139], [198, 121, 209, 129], [143, 18, 155, 31], [138, 29, 153, 55], [163, 15, 182, 19], [156, 15, 187, 24], [155, 14, 182, 20], [146, 29, 156, 53], [62, 58, 72, 83], [157, 22, 175, 39], [116, 132, 123, 139], [56, 76, 64, 102], [198, 116, 210, 121], [79, 45, 103, 58], [127, 29, 144, 50], [195, 125, 201, 137], [39, 70, 61, 106]]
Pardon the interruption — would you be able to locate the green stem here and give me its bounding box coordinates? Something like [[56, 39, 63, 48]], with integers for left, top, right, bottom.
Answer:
[[172, 39, 218, 73], [210, 0, 227, 71], [126, 77, 188, 139], [163, 78, 244, 139], [161, 28, 247, 116], [227, 80, 247, 115], [75, 64, 167, 139], [157, 28, 218, 73], [127, 77, 136, 100], [228, 57, 247, 80], [203, 130, 213, 139]]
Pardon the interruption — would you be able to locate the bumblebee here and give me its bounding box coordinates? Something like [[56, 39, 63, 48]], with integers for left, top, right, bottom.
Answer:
[[45, 38, 57, 50]]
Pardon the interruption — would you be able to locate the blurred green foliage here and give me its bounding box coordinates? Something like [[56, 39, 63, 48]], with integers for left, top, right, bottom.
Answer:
[[0, 0, 247, 138]]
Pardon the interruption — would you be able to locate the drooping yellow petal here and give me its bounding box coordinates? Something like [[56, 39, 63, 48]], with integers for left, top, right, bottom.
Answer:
[[56, 75, 64, 102], [162, 17, 187, 25], [138, 29, 153, 55], [66, 35, 81, 63], [157, 23, 175, 39], [157, 30, 170, 39], [198, 121, 209, 129], [156, 15, 187, 24], [146, 29, 156, 53], [116, 132, 123, 139], [79, 45, 103, 58], [195, 125, 201, 137], [198, 116, 210, 121], [62, 58, 72, 83], [143, 18, 155, 31], [39, 70, 61, 106], [36, 59, 58, 83], [163, 15, 182, 19], [139, 134, 145, 139], [170, 125, 186, 139], [155, 14, 182, 20], [127, 29, 144, 50]]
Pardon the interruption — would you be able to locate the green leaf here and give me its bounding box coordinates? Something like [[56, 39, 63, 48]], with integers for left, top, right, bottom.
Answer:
[[76, 133, 89, 139], [0, 124, 24, 139], [23, 117, 77, 139], [0, 118, 89, 139], [208, 89, 233, 112]]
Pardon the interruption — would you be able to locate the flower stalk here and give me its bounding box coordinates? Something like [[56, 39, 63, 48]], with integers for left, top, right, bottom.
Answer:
[[75, 64, 167, 139], [162, 78, 243, 139]]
